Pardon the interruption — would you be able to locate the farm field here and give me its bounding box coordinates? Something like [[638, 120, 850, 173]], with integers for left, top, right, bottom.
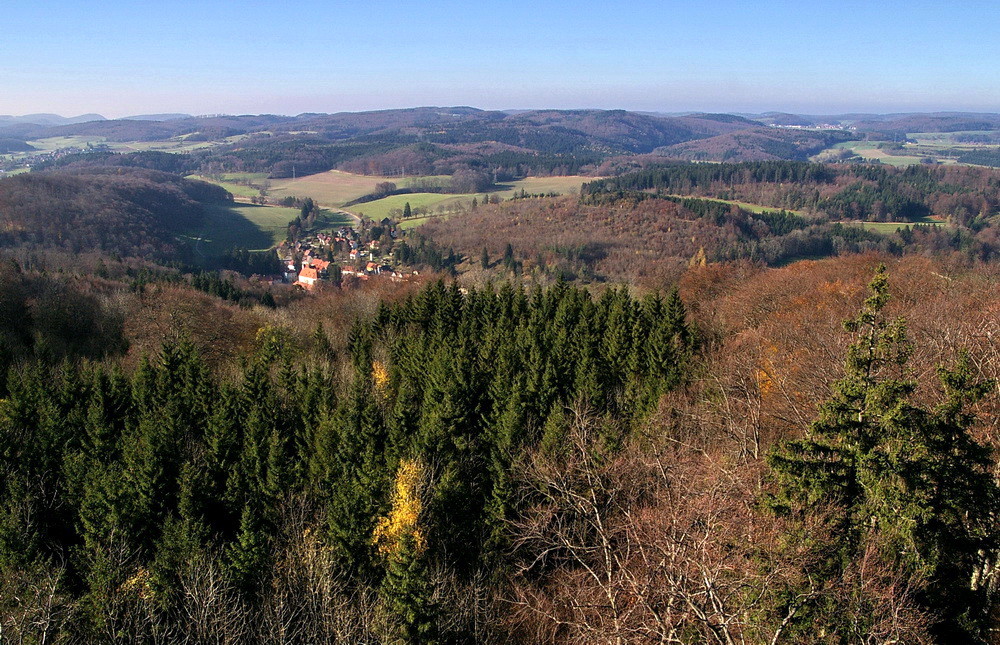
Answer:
[[182, 203, 300, 260], [822, 136, 1000, 167], [850, 216, 946, 234], [187, 175, 263, 198], [117, 139, 219, 153], [22, 133, 254, 158], [349, 175, 592, 226], [906, 131, 1000, 149], [269, 171, 450, 206], [825, 140, 936, 167], [505, 175, 590, 196], [665, 194, 806, 216], [23, 135, 107, 151], [268, 171, 589, 208], [354, 193, 473, 223]]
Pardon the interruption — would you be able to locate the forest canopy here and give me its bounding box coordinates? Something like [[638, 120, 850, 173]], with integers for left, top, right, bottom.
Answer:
[[0, 168, 231, 258]]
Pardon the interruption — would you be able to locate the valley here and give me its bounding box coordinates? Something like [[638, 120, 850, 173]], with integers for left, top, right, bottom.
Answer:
[[3, 107, 1000, 645]]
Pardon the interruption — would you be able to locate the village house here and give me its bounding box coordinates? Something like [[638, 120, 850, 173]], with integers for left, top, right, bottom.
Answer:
[[296, 266, 320, 290]]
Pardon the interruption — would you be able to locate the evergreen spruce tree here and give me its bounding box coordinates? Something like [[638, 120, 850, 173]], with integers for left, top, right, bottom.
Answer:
[[381, 531, 438, 645], [375, 459, 438, 644], [767, 265, 1000, 641], [225, 504, 269, 596]]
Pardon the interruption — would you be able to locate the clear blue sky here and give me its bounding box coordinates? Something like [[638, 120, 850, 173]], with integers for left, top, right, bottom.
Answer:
[[2, 0, 998, 117]]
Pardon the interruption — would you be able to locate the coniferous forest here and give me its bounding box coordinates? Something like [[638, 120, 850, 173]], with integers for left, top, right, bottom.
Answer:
[[3, 256, 1000, 644], [1, 281, 699, 642]]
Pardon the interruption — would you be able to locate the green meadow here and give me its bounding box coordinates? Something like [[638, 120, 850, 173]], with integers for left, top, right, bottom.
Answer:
[[665, 194, 805, 216], [350, 175, 591, 226], [187, 175, 263, 199], [268, 170, 451, 207], [852, 216, 946, 234], [182, 204, 300, 260]]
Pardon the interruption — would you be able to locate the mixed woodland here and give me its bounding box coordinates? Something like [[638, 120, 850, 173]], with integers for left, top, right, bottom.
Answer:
[[6, 136, 1000, 643], [3, 252, 1000, 643]]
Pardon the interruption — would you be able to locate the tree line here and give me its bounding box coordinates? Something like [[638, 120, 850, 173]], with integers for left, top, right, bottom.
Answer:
[[583, 160, 1000, 225]]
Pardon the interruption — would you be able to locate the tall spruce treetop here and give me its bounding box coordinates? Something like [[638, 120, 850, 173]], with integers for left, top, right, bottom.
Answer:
[[767, 264, 1000, 642]]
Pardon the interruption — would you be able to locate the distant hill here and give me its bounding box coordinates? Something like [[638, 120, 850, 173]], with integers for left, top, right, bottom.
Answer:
[[9, 107, 1000, 177], [0, 138, 34, 153], [0, 113, 105, 127], [654, 127, 856, 161], [0, 167, 230, 257], [122, 113, 192, 121], [853, 112, 1000, 133], [753, 112, 819, 127]]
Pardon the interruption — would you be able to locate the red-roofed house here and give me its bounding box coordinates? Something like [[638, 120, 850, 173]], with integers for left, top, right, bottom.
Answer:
[[297, 267, 320, 290]]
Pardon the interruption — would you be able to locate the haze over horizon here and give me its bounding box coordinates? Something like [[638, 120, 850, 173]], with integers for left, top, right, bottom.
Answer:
[[3, 0, 998, 119]]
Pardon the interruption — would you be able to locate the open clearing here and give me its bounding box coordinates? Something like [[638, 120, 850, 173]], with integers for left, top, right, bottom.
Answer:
[[820, 137, 1000, 167], [268, 171, 589, 210], [356, 193, 475, 224], [848, 216, 946, 234], [23, 133, 256, 158], [665, 194, 805, 216], [187, 175, 263, 198], [269, 171, 451, 206], [24, 136, 107, 151], [347, 175, 592, 226], [826, 141, 935, 167], [182, 204, 300, 260]]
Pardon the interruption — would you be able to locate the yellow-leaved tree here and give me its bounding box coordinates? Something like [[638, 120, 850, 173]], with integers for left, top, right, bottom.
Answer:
[[373, 459, 437, 644]]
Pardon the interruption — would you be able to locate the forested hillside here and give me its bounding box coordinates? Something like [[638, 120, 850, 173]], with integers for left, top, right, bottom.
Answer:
[[0, 168, 231, 257], [417, 192, 992, 285], [0, 280, 696, 642], [2, 256, 1000, 643], [6, 111, 1000, 644], [584, 160, 1000, 224], [653, 127, 855, 161]]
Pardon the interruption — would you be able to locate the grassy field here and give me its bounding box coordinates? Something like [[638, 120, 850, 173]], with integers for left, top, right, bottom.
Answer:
[[851, 216, 946, 234], [268, 171, 590, 209], [350, 175, 592, 226], [824, 140, 934, 167], [119, 139, 221, 153], [24, 133, 256, 157], [819, 137, 1000, 167], [505, 176, 590, 196], [268, 171, 451, 206], [24, 135, 107, 151], [307, 209, 354, 232], [187, 175, 263, 198], [182, 204, 301, 259], [906, 131, 1000, 149], [354, 193, 475, 222], [666, 194, 805, 216]]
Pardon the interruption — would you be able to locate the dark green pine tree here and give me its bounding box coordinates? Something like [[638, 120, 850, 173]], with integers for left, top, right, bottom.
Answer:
[[766, 265, 1000, 642], [381, 531, 438, 645], [414, 343, 484, 570], [225, 503, 269, 596], [150, 462, 209, 608], [323, 367, 391, 579], [483, 378, 527, 562]]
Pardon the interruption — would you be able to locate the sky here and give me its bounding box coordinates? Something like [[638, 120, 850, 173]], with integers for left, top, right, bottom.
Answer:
[[2, 0, 999, 118]]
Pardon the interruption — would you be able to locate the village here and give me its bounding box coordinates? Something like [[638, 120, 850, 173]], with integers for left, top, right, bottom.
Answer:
[[278, 220, 415, 291]]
